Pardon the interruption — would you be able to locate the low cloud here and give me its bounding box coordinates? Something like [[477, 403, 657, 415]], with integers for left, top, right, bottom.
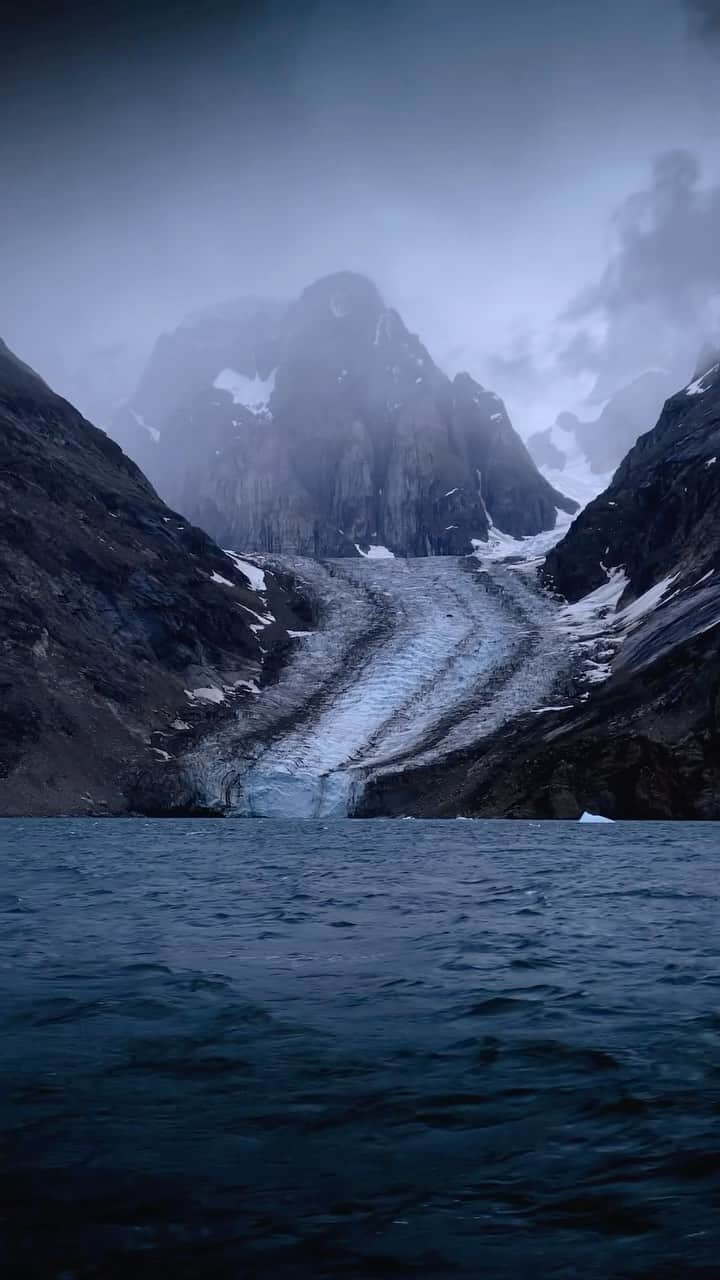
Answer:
[[488, 149, 720, 422], [561, 150, 720, 397]]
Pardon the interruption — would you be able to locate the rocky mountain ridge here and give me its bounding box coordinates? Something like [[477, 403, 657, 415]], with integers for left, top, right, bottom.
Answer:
[[113, 272, 577, 558]]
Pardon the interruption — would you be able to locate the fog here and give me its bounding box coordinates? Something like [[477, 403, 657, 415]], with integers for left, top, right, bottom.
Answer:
[[2, 0, 719, 435]]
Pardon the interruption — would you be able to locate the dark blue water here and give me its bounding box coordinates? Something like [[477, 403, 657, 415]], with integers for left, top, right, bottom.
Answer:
[[1, 820, 719, 1279]]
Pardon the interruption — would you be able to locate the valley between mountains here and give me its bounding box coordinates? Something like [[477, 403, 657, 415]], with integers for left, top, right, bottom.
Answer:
[[183, 540, 576, 817], [3, 271, 720, 820]]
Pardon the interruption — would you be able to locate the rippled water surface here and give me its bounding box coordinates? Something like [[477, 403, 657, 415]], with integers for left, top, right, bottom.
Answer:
[[1, 819, 719, 1278]]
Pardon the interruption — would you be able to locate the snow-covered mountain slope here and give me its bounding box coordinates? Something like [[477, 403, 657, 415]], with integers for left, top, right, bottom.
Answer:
[[111, 272, 577, 557]]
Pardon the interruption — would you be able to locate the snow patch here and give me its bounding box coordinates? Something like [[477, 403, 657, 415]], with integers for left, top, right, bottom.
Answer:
[[223, 551, 267, 593], [617, 574, 678, 627], [130, 408, 160, 443], [685, 364, 719, 396], [330, 294, 349, 318], [233, 679, 261, 694], [185, 686, 225, 704], [373, 311, 393, 346], [706, 456, 717, 467], [355, 544, 395, 559], [209, 571, 235, 588], [214, 368, 275, 412], [240, 603, 276, 628], [471, 505, 576, 565]]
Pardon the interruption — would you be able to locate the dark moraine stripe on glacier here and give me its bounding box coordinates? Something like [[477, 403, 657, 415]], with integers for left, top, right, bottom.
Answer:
[[1, 819, 719, 1278]]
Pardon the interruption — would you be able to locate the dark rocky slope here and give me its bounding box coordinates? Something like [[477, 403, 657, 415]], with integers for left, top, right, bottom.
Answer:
[[543, 354, 720, 602], [115, 273, 576, 557], [360, 356, 720, 820], [0, 340, 304, 816]]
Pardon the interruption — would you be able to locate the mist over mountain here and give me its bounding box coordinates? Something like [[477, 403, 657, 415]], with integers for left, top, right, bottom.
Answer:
[[111, 272, 576, 557], [2, 0, 720, 438], [526, 370, 679, 503]]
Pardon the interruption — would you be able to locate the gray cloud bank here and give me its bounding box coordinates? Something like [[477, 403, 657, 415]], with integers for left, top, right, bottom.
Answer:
[[2, 0, 720, 435]]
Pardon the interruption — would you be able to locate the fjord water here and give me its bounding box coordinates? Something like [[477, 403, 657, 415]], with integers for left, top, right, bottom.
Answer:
[[1, 821, 719, 1278]]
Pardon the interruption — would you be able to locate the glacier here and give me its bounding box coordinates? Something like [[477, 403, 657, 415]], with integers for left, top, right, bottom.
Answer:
[[186, 541, 586, 817]]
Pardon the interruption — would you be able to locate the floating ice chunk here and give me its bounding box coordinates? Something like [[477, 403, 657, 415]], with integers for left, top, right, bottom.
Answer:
[[579, 811, 615, 823]]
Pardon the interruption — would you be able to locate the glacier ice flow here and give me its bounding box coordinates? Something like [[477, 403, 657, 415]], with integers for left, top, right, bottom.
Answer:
[[187, 548, 579, 817]]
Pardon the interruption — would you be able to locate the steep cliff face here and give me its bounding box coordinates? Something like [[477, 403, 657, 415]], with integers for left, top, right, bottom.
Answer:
[[115, 273, 576, 557], [0, 340, 304, 816]]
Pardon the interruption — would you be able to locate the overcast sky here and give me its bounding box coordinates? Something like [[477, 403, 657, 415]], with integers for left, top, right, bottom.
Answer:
[[2, 0, 719, 430]]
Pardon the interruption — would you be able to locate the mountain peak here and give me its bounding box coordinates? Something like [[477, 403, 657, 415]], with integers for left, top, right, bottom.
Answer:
[[297, 272, 385, 320], [109, 276, 576, 556]]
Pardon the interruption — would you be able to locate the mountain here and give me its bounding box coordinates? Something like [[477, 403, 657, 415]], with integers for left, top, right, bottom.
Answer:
[[359, 356, 720, 820], [527, 370, 678, 504], [115, 273, 577, 557], [0, 339, 305, 816], [543, 353, 720, 602]]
